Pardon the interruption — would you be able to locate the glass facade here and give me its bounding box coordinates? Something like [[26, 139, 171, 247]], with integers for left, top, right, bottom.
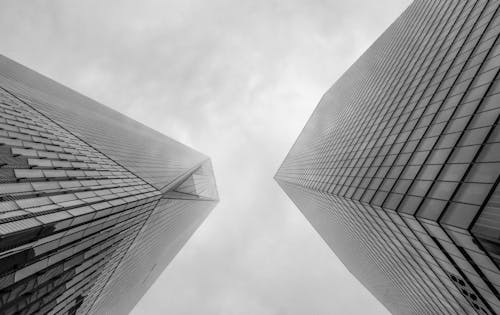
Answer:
[[0, 55, 218, 314], [276, 0, 500, 314]]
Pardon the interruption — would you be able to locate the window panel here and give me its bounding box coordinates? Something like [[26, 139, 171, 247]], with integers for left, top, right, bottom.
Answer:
[[448, 145, 480, 164], [427, 181, 458, 200], [453, 182, 492, 205], [441, 203, 480, 229], [466, 163, 500, 183], [438, 164, 468, 181]]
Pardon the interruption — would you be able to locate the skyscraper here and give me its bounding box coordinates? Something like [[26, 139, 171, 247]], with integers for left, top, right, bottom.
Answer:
[[0, 55, 218, 315], [276, 0, 500, 314]]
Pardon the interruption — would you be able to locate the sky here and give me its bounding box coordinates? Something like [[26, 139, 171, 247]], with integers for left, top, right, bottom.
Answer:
[[0, 0, 411, 314]]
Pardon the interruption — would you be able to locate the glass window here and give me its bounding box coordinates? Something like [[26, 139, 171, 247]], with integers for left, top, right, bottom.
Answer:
[[434, 108, 454, 124], [458, 127, 489, 147], [399, 195, 423, 215], [417, 198, 447, 221], [368, 178, 383, 190], [31, 181, 60, 192], [0, 182, 34, 194], [418, 136, 438, 151], [466, 163, 500, 183], [34, 239, 60, 256], [0, 218, 40, 234], [402, 139, 419, 153], [361, 190, 376, 203], [477, 143, 500, 162], [384, 193, 403, 210], [442, 93, 462, 109], [409, 127, 426, 140], [0, 273, 15, 289], [372, 191, 388, 206], [15, 197, 52, 209], [395, 130, 411, 143], [389, 143, 404, 155], [441, 202, 480, 229], [438, 164, 468, 181], [416, 114, 433, 128], [382, 154, 397, 166], [446, 117, 470, 134], [27, 158, 52, 168], [374, 166, 390, 179], [427, 181, 458, 200], [448, 145, 480, 164], [488, 125, 500, 143], [417, 164, 441, 181], [53, 218, 74, 231], [50, 194, 77, 203], [393, 179, 412, 194], [427, 148, 452, 165], [387, 166, 404, 179], [468, 109, 500, 129], [462, 83, 489, 104], [453, 182, 492, 205], [377, 178, 394, 192], [395, 153, 412, 166], [479, 91, 500, 112], [435, 132, 461, 149], [400, 165, 420, 180], [453, 100, 479, 118], [0, 210, 26, 221], [407, 180, 433, 197], [450, 78, 471, 96], [14, 258, 49, 282], [426, 122, 446, 137], [409, 151, 429, 165]]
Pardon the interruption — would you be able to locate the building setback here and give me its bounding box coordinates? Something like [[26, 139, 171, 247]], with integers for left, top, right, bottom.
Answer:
[[0, 55, 218, 314], [276, 0, 500, 314]]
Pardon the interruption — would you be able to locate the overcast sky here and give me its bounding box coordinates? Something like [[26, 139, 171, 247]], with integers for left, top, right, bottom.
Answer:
[[0, 0, 411, 314]]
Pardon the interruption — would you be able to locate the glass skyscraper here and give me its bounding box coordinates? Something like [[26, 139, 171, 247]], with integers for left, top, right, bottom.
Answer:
[[276, 0, 500, 314], [0, 55, 218, 314]]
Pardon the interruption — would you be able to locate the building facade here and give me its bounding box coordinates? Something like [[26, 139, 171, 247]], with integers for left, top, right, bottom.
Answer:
[[276, 0, 500, 314], [0, 55, 218, 314]]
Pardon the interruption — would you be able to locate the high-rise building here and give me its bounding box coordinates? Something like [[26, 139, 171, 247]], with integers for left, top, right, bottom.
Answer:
[[276, 0, 500, 314], [0, 55, 218, 315]]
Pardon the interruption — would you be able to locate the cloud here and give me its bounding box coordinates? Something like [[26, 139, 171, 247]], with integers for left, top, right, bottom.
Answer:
[[0, 0, 411, 314]]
